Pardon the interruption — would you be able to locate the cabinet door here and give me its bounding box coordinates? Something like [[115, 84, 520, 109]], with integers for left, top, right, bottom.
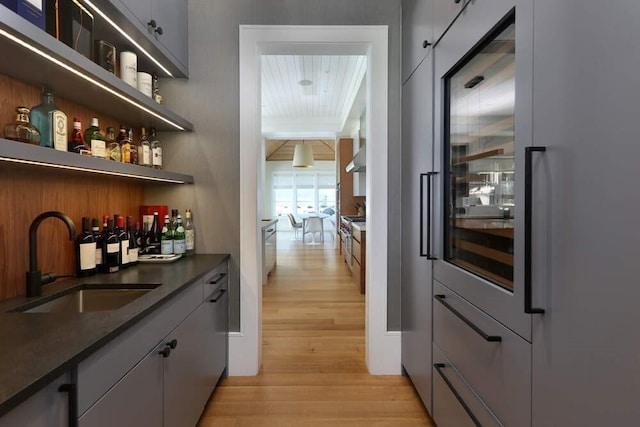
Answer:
[[164, 302, 212, 427], [116, 0, 151, 28], [152, 0, 188, 69], [432, 0, 468, 45], [209, 284, 229, 384], [1, 373, 70, 427], [401, 53, 434, 412], [402, 0, 433, 83], [78, 344, 163, 427], [433, 0, 534, 340], [531, 1, 640, 425]]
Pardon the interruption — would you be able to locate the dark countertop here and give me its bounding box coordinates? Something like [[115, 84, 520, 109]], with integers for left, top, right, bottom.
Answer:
[[0, 254, 229, 418]]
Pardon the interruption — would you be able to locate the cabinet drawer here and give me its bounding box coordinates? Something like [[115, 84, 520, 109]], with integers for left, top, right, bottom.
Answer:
[[77, 281, 203, 416], [203, 262, 228, 293], [352, 238, 362, 262], [433, 281, 531, 427], [352, 227, 361, 243], [432, 344, 501, 427]]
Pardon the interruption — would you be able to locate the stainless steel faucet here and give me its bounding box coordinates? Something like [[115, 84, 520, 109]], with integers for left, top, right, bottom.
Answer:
[[26, 211, 77, 297]]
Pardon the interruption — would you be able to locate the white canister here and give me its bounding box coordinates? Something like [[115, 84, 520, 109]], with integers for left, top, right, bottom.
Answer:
[[137, 72, 153, 97], [119, 51, 137, 88]]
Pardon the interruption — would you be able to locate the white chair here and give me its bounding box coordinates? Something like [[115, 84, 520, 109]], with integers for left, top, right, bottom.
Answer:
[[287, 213, 303, 239], [303, 216, 324, 245]]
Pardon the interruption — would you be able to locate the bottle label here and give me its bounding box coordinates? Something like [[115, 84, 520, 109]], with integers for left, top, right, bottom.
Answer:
[[185, 230, 195, 250], [142, 145, 151, 165], [161, 240, 174, 255], [129, 247, 139, 263], [91, 139, 106, 158], [80, 243, 96, 270], [152, 147, 162, 167], [174, 239, 186, 254], [53, 111, 67, 151], [107, 243, 119, 254], [95, 246, 103, 265], [121, 241, 130, 264]]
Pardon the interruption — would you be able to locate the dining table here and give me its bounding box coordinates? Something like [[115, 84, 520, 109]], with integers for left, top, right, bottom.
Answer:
[[297, 213, 330, 244]]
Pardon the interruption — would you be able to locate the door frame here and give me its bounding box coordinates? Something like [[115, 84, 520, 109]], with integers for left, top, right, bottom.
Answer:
[[235, 25, 398, 375]]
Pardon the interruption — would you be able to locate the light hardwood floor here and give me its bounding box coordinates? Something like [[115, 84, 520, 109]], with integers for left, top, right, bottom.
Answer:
[[198, 226, 434, 426]]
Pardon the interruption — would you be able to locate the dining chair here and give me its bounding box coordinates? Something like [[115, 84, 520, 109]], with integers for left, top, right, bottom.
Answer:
[[303, 216, 324, 245], [287, 213, 303, 239]]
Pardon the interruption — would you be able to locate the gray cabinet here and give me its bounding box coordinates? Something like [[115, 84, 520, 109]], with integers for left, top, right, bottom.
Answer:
[[400, 52, 434, 412], [115, 0, 188, 74], [432, 0, 468, 45], [402, 0, 433, 83], [78, 344, 164, 427], [530, 1, 640, 425], [0, 373, 70, 427]]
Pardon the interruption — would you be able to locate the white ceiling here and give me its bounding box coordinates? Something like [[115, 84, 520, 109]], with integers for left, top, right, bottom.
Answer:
[[261, 55, 366, 139]]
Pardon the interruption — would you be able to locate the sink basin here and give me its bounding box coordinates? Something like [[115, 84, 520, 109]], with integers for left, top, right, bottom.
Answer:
[[13, 284, 160, 314]]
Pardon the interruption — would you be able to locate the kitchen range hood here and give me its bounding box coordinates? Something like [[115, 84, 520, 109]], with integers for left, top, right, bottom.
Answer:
[[345, 144, 366, 173]]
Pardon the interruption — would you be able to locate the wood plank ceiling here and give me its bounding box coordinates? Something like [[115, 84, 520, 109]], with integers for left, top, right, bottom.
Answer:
[[265, 139, 335, 161]]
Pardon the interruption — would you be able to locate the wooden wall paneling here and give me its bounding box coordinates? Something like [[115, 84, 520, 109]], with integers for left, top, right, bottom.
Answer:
[[337, 138, 365, 216], [0, 163, 145, 300]]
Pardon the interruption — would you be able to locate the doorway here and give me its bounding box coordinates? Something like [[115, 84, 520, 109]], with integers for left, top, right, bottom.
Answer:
[[236, 25, 399, 376]]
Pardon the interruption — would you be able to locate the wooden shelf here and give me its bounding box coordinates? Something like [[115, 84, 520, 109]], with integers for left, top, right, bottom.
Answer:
[[0, 139, 194, 183], [0, 6, 193, 132]]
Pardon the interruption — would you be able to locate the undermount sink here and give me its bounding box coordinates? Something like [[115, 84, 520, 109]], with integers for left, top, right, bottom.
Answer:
[[13, 284, 160, 314]]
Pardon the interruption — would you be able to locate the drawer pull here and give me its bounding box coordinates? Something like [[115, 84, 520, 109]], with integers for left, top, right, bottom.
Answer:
[[434, 363, 482, 427], [209, 289, 226, 303], [435, 294, 502, 342], [209, 273, 227, 285]]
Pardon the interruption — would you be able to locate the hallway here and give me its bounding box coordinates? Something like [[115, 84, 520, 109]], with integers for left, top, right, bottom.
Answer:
[[198, 228, 433, 426]]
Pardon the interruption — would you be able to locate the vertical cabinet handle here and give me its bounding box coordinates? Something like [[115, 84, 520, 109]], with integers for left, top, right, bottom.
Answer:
[[419, 172, 438, 259], [435, 295, 501, 342], [434, 364, 482, 427], [524, 146, 546, 314], [58, 383, 78, 427]]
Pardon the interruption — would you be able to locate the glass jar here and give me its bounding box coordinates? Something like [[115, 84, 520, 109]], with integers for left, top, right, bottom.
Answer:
[[4, 107, 41, 145]]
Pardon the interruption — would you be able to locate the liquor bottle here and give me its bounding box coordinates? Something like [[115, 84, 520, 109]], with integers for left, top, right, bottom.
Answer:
[[128, 127, 138, 165], [105, 127, 121, 161], [102, 218, 120, 273], [92, 218, 103, 273], [4, 107, 40, 145], [170, 209, 178, 230], [150, 128, 162, 169], [69, 118, 90, 154], [161, 215, 174, 255], [117, 125, 131, 163], [138, 127, 151, 167], [173, 215, 186, 255], [29, 90, 67, 150], [184, 209, 195, 256], [85, 117, 106, 159], [145, 212, 161, 254], [116, 215, 130, 269], [127, 216, 139, 265], [76, 217, 97, 277]]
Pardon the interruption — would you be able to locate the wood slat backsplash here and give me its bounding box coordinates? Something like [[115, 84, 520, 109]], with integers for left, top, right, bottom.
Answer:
[[0, 73, 146, 300]]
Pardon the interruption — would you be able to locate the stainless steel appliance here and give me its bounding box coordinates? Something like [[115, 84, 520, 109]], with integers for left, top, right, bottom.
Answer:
[[340, 216, 366, 270]]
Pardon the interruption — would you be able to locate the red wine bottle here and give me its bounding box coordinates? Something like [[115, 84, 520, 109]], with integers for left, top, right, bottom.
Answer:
[[116, 215, 129, 269], [76, 217, 96, 277], [102, 218, 120, 273], [127, 216, 139, 265]]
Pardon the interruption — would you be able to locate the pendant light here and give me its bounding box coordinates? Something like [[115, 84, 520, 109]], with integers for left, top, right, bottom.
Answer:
[[292, 140, 314, 168]]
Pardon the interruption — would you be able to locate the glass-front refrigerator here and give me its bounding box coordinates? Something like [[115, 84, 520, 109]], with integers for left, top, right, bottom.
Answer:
[[433, 4, 534, 340]]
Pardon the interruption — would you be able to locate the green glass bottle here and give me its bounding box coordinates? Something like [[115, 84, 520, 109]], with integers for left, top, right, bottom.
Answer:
[[161, 215, 174, 255], [84, 117, 106, 158], [29, 90, 67, 150], [173, 215, 186, 255]]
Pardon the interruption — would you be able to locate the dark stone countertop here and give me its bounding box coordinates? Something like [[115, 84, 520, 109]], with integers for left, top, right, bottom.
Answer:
[[0, 254, 230, 418]]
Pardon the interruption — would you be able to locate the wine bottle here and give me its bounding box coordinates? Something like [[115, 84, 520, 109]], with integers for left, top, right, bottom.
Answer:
[[102, 218, 120, 273], [76, 217, 97, 277], [85, 117, 106, 159], [145, 212, 161, 254], [150, 127, 162, 169], [184, 209, 195, 256], [127, 216, 139, 265], [135, 221, 145, 254], [173, 215, 186, 255], [161, 215, 174, 255], [92, 218, 103, 272], [138, 127, 151, 167], [116, 215, 129, 269]]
